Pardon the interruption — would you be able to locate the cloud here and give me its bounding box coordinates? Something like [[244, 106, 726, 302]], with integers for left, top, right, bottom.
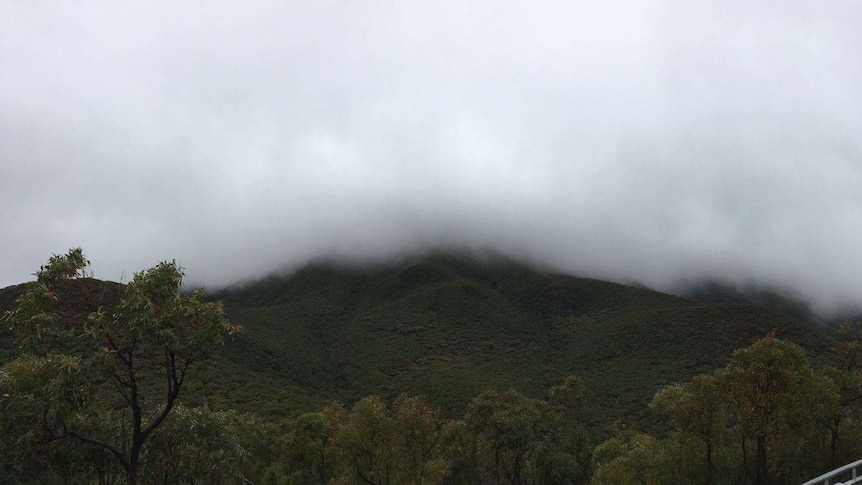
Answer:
[[2, 0, 861, 313]]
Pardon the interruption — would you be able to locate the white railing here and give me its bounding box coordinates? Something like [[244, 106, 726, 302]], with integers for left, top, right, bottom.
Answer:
[[802, 459, 862, 485]]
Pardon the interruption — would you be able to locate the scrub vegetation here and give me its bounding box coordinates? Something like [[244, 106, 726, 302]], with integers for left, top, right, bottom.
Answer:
[[1, 249, 856, 484]]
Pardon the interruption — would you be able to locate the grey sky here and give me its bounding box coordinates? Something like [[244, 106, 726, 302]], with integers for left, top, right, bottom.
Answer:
[[2, 1, 861, 312]]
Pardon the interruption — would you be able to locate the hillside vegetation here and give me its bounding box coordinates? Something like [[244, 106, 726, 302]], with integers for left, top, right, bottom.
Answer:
[[1, 251, 850, 484], [181, 253, 836, 436], [1, 253, 835, 436]]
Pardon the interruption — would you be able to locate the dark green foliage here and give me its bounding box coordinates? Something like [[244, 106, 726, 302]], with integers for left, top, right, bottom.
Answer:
[[2, 253, 837, 441], [681, 279, 817, 325], [1, 249, 239, 485], [0, 251, 849, 485], [605, 336, 849, 485], [141, 405, 266, 484], [189, 254, 835, 439]]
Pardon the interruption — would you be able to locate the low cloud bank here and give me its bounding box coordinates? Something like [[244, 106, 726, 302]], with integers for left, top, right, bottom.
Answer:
[[1, 0, 861, 315]]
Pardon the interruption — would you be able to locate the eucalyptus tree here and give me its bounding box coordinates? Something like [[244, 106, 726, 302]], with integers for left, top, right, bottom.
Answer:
[[1, 248, 241, 485], [724, 335, 838, 485], [651, 373, 727, 484], [466, 389, 551, 485], [330, 394, 449, 485], [821, 321, 862, 467]]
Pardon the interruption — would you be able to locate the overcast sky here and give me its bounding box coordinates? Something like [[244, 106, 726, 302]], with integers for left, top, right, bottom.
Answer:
[[2, 0, 861, 312]]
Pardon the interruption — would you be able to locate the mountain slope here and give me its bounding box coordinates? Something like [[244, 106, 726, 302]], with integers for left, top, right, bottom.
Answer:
[[1, 253, 837, 437], [206, 254, 837, 436]]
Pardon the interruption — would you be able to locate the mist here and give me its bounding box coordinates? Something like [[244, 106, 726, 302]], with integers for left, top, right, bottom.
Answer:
[[2, 1, 861, 314]]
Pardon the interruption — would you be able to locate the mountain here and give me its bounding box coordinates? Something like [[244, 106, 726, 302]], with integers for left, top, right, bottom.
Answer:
[[0, 252, 838, 438], [678, 279, 819, 324]]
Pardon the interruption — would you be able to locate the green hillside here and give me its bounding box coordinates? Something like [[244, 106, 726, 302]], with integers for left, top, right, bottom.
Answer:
[[0, 253, 838, 438], [198, 253, 836, 437]]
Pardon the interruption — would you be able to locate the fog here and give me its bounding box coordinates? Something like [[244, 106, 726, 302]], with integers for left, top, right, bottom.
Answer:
[[2, 1, 861, 313]]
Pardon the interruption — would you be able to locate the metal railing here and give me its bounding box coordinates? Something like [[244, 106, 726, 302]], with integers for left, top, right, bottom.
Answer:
[[802, 459, 862, 485]]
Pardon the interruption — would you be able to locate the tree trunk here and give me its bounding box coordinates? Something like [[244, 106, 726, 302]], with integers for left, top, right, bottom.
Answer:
[[495, 447, 501, 485], [830, 424, 840, 467], [705, 440, 713, 485], [127, 463, 138, 485], [756, 434, 767, 485]]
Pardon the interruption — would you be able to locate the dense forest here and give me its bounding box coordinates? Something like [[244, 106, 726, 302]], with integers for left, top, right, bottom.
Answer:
[[2, 249, 860, 484]]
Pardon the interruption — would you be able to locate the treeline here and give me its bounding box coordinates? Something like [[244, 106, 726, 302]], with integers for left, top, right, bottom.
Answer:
[[2, 376, 590, 485], [594, 327, 862, 485], [7, 330, 862, 485]]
